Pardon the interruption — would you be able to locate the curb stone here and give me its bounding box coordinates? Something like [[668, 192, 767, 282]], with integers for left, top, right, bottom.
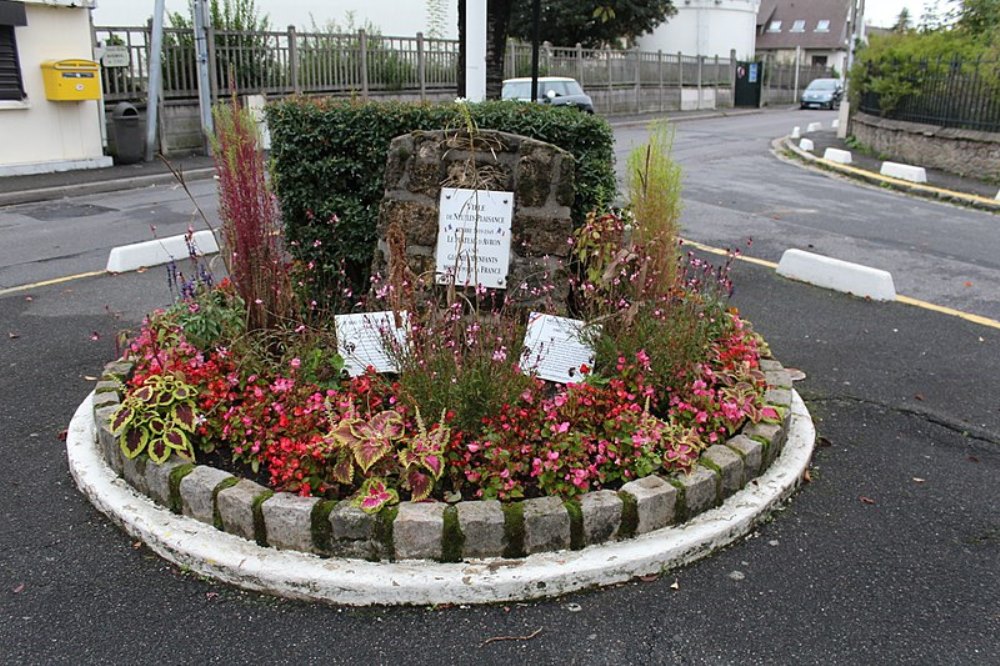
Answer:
[[67, 387, 816, 605], [85, 356, 797, 562]]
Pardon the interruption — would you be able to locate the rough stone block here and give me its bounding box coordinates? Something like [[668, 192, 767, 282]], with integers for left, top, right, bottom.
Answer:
[[765, 388, 793, 409], [579, 490, 623, 544], [745, 422, 786, 464], [179, 466, 234, 525], [328, 502, 386, 560], [759, 359, 783, 372], [144, 457, 188, 507], [765, 370, 793, 389], [94, 406, 124, 475], [217, 478, 269, 541], [676, 466, 719, 517], [702, 445, 745, 497], [620, 475, 676, 534], [379, 198, 439, 247], [92, 390, 120, 410], [394, 502, 446, 560], [523, 496, 571, 554], [94, 379, 120, 394], [262, 493, 320, 553], [121, 455, 149, 495], [456, 500, 505, 559], [727, 434, 764, 481], [512, 211, 573, 257], [102, 359, 135, 381]]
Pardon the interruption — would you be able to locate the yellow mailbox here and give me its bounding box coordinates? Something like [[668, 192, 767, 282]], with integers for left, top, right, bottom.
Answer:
[[40, 59, 101, 101]]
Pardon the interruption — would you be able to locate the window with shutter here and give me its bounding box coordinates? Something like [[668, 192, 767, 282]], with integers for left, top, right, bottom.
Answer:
[[0, 25, 25, 101]]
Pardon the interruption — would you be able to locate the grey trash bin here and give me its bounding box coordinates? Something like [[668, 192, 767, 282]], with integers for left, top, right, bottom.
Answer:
[[111, 102, 145, 164]]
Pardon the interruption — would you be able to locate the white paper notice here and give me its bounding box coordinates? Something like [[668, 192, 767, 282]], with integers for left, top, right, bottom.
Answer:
[[435, 187, 513, 289], [335, 311, 410, 377], [521, 313, 597, 384]]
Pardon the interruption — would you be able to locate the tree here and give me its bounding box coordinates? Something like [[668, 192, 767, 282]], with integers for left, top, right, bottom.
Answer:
[[508, 1, 676, 49], [918, 0, 944, 32], [952, 0, 1000, 37], [892, 7, 912, 32]]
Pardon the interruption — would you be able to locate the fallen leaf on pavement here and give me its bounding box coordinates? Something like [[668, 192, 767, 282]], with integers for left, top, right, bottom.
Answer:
[[205, 591, 219, 601], [968, 455, 980, 463], [817, 436, 832, 448], [90, 331, 101, 341], [24, 296, 32, 302], [136, 267, 147, 274], [57, 430, 68, 441], [12, 583, 25, 594], [785, 367, 807, 382], [8, 332, 19, 339], [639, 574, 658, 582], [669, 580, 680, 590], [132, 541, 142, 550], [480, 627, 543, 648], [914, 394, 925, 401], [802, 469, 812, 483], [83, 375, 98, 381], [912, 478, 926, 483], [964, 281, 973, 287], [859, 496, 876, 505]]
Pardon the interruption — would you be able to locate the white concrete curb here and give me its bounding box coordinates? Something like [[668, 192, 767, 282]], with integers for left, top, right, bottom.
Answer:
[[67, 391, 815, 606], [777, 249, 896, 301], [791, 126, 801, 139], [799, 138, 815, 152], [880, 162, 927, 184], [806, 122, 822, 133], [106, 230, 219, 273]]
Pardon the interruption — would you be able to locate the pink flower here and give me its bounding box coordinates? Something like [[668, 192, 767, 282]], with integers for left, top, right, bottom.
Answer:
[[289, 357, 301, 369]]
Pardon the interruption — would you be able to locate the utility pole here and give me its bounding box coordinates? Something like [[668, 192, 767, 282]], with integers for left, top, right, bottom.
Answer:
[[465, 0, 487, 102], [193, 0, 214, 151], [145, 0, 165, 161], [530, 0, 540, 102]]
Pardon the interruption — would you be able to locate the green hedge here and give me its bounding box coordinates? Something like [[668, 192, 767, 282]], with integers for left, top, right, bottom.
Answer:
[[266, 99, 616, 299]]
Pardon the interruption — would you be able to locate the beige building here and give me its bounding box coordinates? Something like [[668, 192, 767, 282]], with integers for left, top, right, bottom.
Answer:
[[0, 0, 110, 175]]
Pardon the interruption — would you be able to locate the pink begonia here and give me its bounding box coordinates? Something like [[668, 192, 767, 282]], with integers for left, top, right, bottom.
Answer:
[[290, 357, 301, 369]]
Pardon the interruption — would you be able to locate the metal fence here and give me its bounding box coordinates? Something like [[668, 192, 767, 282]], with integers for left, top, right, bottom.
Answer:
[[857, 57, 1000, 132], [93, 25, 460, 101]]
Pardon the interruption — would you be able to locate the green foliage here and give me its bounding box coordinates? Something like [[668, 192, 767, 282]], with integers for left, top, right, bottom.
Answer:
[[265, 99, 616, 301], [508, 1, 677, 48], [111, 374, 199, 464], [625, 121, 683, 298], [164, 284, 245, 350], [849, 30, 997, 113]]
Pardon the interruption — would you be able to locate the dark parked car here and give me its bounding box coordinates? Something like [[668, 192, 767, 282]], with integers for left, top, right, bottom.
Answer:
[[501, 76, 595, 114], [800, 78, 844, 110]]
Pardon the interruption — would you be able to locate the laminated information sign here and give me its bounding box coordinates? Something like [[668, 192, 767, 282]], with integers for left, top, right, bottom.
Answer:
[[435, 187, 513, 289], [521, 313, 597, 384], [335, 311, 409, 377]]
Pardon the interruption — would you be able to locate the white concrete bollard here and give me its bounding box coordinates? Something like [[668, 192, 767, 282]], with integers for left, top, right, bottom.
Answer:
[[879, 162, 928, 184], [823, 148, 852, 165], [791, 126, 801, 139], [831, 119, 840, 129], [799, 138, 815, 152], [777, 249, 896, 301], [106, 230, 220, 273], [995, 189, 1000, 201], [806, 122, 822, 133]]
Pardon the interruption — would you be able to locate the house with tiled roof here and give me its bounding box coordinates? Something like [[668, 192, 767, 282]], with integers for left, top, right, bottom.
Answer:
[[756, 0, 854, 74]]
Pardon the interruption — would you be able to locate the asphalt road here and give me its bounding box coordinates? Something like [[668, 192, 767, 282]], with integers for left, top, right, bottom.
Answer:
[[1, 110, 998, 664]]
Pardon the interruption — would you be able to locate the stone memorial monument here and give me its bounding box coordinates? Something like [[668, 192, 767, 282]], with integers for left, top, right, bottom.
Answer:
[[373, 128, 576, 312]]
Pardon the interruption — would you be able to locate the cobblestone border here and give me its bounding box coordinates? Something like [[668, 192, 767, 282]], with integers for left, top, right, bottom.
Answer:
[[87, 358, 797, 563]]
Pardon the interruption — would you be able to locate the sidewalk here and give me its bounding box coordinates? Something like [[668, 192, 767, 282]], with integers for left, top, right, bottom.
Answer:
[[781, 128, 1000, 212], [0, 107, 761, 207]]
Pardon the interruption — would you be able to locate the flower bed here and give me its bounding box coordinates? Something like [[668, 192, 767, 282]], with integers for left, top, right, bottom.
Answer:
[[92, 103, 793, 562], [91, 357, 794, 561]]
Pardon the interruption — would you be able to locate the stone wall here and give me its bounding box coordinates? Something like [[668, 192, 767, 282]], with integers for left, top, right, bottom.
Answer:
[[374, 128, 576, 312], [851, 112, 1000, 182]]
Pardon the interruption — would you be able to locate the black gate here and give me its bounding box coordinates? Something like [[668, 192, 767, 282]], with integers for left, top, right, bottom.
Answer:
[[734, 61, 762, 108]]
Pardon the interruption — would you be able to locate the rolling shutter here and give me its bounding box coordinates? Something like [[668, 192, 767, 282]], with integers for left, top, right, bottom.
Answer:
[[0, 25, 24, 101]]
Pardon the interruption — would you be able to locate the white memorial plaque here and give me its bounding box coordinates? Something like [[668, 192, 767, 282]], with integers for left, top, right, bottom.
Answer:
[[335, 311, 409, 377], [101, 45, 130, 68], [521, 313, 597, 384], [435, 187, 513, 289]]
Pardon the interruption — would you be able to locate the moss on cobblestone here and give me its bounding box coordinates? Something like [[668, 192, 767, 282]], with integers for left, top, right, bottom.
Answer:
[[375, 507, 398, 561], [564, 500, 584, 550], [617, 491, 638, 539], [167, 463, 195, 514], [311, 500, 336, 554], [252, 490, 275, 547], [212, 477, 240, 529], [501, 502, 525, 558], [441, 506, 465, 563]]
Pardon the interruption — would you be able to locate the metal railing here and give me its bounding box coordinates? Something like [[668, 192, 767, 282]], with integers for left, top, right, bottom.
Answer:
[[857, 57, 1000, 132]]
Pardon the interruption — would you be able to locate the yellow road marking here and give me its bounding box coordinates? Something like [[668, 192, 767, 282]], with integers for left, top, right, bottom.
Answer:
[[0, 270, 106, 297], [683, 237, 1000, 331]]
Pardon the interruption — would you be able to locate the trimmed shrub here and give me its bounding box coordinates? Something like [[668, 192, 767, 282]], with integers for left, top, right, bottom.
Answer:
[[265, 99, 616, 300]]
